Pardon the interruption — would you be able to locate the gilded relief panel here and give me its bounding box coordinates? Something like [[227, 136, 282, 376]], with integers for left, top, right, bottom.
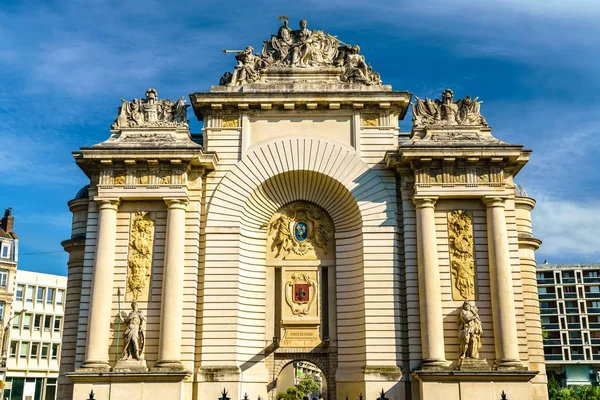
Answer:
[[267, 201, 334, 261], [126, 211, 155, 302], [448, 210, 477, 301]]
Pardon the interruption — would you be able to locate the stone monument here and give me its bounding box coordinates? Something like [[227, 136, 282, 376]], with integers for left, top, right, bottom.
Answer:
[[58, 18, 547, 400]]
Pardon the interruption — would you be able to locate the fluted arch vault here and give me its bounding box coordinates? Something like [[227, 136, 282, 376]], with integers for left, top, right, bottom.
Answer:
[[207, 136, 396, 230]]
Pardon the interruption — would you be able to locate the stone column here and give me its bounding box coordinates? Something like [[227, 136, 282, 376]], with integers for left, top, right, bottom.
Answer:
[[483, 196, 522, 369], [155, 198, 188, 370], [81, 198, 119, 370], [413, 196, 447, 368]]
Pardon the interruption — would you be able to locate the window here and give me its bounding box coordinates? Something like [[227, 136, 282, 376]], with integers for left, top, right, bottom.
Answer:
[[53, 317, 61, 332], [0, 270, 8, 287], [592, 301, 600, 308], [22, 313, 32, 330], [25, 286, 34, 303], [47, 288, 55, 305], [591, 286, 600, 293], [16, 284, 24, 301], [57, 289, 64, 305], [0, 242, 10, 259], [41, 344, 48, 359], [538, 287, 548, 294], [0, 301, 4, 322], [30, 343, 39, 358], [589, 271, 599, 278], [542, 316, 551, 324], [44, 315, 52, 331], [19, 342, 28, 358], [51, 344, 59, 360], [9, 341, 17, 358], [33, 315, 41, 331], [12, 313, 21, 329], [36, 287, 44, 303]]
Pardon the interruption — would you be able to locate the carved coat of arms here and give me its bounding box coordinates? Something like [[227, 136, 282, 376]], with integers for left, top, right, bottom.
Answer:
[[267, 202, 332, 259], [285, 273, 317, 315]]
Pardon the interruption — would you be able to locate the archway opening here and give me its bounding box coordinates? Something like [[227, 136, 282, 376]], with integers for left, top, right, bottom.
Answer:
[[275, 361, 328, 400]]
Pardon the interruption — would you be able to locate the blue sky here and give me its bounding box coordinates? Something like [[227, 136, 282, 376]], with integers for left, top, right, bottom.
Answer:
[[1, 0, 599, 275]]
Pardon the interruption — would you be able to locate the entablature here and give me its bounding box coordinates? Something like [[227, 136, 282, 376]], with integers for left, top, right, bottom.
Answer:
[[190, 91, 411, 121]]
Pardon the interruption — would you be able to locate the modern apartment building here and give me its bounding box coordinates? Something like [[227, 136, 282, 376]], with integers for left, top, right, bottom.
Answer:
[[537, 263, 600, 386], [3, 270, 67, 400]]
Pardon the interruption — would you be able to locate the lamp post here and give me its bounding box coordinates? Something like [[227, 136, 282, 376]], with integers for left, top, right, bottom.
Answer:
[[0, 309, 26, 400], [1, 309, 26, 367]]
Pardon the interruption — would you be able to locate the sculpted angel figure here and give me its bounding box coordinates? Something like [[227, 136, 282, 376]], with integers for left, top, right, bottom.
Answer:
[[119, 301, 146, 360], [263, 16, 293, 65], [457, 301, 482, 359], [269, 216, 293, 257]]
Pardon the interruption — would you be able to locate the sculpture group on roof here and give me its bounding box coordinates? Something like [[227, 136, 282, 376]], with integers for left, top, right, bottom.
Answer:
[[112, 88, 189, 129], [219, 16, 381, 86], [412, 89, 488, 128]]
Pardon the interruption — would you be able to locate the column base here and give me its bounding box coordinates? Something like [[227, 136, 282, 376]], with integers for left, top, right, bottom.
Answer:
[[420, 359, 451, 371], [153, 360, 187, 372], [495, 359, 525, 371], [77, 360, 111, 372]]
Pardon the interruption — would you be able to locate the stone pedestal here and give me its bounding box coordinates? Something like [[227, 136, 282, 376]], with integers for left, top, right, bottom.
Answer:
[[113, 359, 149, 373], [457, 358, 491, 371]]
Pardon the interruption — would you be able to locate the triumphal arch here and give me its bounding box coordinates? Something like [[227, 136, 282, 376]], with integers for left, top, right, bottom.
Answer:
[[58, 18, 547, 400]]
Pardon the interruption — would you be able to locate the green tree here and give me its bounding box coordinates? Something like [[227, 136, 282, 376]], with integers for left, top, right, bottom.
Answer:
[[296, 374, 321, 398]]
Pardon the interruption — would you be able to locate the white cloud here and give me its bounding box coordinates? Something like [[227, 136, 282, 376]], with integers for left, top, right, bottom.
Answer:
[[533, 197, 600, 260]]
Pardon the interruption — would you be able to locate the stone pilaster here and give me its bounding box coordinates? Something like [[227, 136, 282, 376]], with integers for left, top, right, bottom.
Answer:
[[155, 198, 188, 371], [414, 196, 448, 369], [483, 196, 522, 369], [81, 198, 120, 371]]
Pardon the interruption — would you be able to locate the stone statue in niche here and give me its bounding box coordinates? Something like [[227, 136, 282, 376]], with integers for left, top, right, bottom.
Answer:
[[127, 212, 154, 301], [457, 301, 482, 359], [268, 202, 331, 259], [112, 88, 189, 129], [119, 301, 146, 360], [412, 89, 488, 128], [448, 210, 476, 300]]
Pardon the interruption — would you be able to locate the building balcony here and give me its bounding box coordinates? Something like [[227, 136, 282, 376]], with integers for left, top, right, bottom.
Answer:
[[540, 293, 557, 300], [585, 293, 600, 299], [538, 279, 556, 285], [569, 339, 583, 345], [541, 308, 558, 315], [568, 323, 581, 330], [588, 308, 600, 314], [584, 277, 600, 284], [563, 278, 576, 284], [589, 323, 600, 329], [571, 354, 586, 360], [544, 339, 561, 346], [590, 338, 600, 345], [542, 323, 560, 330], [564, 293, 578, 299], [593, 355, 600, 361], [566, 308, 580, 314], [545, 355, 563, 361]]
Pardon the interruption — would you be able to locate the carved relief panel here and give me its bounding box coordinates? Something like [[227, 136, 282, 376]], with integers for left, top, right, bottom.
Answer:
[[447, 210, 477, 301], [126, 212, 155, 302], [267, 201, 334, 261]]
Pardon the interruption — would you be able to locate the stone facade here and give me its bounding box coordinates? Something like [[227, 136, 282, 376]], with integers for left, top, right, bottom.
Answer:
[[59, 19, 547, 400]]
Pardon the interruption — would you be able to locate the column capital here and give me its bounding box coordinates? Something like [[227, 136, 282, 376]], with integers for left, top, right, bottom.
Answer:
[[93, 197, 120, 210], [164, 198, 189, 209], [413, 196, 438, 209], [482, 196, 507, 208]]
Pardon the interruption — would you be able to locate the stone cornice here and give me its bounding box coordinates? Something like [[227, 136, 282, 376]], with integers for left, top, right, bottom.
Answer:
[[190, 90, 412, 120]]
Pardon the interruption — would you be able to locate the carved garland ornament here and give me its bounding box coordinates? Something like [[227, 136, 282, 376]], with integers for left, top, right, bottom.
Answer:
[[268, 203, 331, 259], [285, 273, 317, 316], [127, 212, 155, 301], [448, 210, 477, 301]]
